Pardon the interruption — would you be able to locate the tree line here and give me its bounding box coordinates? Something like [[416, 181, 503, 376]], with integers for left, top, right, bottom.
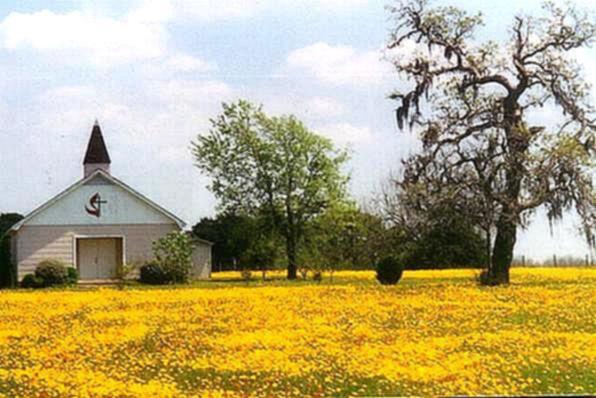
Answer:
[[191, 102, 488, 277], [192, 1, 594, 285]]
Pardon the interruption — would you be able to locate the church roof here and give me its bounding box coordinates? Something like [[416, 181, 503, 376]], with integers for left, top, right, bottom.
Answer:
[[83, 122, 111, 164], [9, 169, 187, 232]]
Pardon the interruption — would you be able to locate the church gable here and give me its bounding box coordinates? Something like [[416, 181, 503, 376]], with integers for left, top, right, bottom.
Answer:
[[16, 171, 184, 229], [11, 122, 186, 232], [84, 174, 112, 186]]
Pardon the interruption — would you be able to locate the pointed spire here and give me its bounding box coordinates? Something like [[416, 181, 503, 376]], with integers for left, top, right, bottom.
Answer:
[[83, 121, 111, 177], [84, 121, 111, 165]]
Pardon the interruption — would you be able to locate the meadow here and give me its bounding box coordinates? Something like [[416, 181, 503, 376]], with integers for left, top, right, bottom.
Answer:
[[0, 268, 594, 397]]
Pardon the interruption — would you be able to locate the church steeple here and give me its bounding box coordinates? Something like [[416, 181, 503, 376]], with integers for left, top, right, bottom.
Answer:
[[83, 120, 111, 177]]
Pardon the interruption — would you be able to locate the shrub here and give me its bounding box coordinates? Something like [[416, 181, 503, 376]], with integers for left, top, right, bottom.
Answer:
[[20, 274, 43, 288], [139, 261, 168, 285], [376, 256, 404, 285], [34, 259, 69, 287], [152, 232, 194, 284], [115, 264, 136, 290], [66, 267, 78, 285]]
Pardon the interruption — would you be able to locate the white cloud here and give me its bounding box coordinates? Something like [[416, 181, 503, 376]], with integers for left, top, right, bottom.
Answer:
[[0, 6, 219, 72], [33, 79, 232, 155], [127, 0, 174, 23], [157, 0, 370, 21], [32, 80, 226, 170], [287, 42, 391, 86], [306, 97, 345, 117], [163, 54, 215, 73], [309, 0, 369, 8], [316, 122, 373, 145], [151, 80, 235, 104], [0, 9, 166, 66], [170, 0, 262, 21], [0, 2, 377, 71], [260, 95, 346, 119], [36, 85, 132, 140]]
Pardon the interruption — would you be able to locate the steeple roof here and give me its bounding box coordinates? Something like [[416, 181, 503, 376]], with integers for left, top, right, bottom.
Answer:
[[83, 121, 111, 164]]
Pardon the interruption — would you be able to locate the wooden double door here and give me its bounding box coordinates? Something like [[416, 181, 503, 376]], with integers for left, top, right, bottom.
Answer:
[[77, 238, 123, 280]]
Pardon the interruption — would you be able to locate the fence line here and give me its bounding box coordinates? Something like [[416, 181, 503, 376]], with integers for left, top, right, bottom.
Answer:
[[512, 253, 595, 267]]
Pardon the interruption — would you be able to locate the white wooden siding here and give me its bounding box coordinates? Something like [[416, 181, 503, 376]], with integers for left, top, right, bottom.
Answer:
[[16, 224, 178, 279], [191, 242, 212, 280]]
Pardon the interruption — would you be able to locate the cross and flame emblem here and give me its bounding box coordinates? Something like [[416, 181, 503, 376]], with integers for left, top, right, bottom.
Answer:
[[85, 193, 108, 218]]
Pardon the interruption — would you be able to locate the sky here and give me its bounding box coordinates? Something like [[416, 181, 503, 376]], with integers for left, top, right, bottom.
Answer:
[[0, 0, 594, 261]]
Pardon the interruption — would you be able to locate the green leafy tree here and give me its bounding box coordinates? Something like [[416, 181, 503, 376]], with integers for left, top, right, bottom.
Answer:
[[380, 182, 488, 269], [241, 231, 283, 280], [192, 213, 259, 271], [0, 213, 24, 287], [342, 207, 392, 268], [152, 232, 194, 283], [192, 100, 349, 279], [388, 0, 595, 284], [303, 203, 389, 276], [402, 217, 487, 270], [301, 203, 354, 277]]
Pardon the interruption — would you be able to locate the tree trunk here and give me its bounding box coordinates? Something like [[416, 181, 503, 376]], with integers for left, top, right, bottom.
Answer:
[[485, 227, 492, 273], [284, 184, 298, 279], [490, 212, 517, 285], [487, 102, 525, 285], [286, 234, 297, 280]]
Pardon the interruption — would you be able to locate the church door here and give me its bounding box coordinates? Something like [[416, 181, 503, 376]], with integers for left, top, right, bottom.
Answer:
[[77, 238, 122, 280]]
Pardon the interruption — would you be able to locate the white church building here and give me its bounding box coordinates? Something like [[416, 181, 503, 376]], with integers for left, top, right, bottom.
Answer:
[[8, 122, 212, 282]]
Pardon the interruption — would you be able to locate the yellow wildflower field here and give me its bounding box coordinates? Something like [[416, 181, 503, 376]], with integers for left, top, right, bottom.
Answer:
[[0, 268, 594, 397]]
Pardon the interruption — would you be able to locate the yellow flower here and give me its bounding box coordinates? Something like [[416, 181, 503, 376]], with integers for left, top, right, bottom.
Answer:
[[0, 268, 593, 397]]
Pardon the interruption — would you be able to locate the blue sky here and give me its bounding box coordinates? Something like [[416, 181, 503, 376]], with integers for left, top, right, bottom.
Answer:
[[0, 0, 594, 261]]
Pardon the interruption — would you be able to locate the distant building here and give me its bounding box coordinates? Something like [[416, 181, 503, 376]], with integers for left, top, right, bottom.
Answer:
[[8, 122, 211, 282]]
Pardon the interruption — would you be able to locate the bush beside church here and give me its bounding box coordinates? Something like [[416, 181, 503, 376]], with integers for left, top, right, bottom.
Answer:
[[20, 259, 78, 288], [139, 232, 194, 285]]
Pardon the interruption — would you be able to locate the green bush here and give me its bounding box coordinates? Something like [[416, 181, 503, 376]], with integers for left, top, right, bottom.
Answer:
[[34, 259, 69, 287], [152, 232, 194, 284], [66, 267, 78, 285], [20, 274, 43, 288], [139, 261, 169, 285], [376, 256, 404, 285]]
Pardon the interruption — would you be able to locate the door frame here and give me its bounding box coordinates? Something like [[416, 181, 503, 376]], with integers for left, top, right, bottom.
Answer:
[[73, 235, 126, 279]]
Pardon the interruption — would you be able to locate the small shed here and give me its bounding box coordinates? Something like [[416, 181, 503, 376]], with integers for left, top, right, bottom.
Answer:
[[190, 237, 213, 280]]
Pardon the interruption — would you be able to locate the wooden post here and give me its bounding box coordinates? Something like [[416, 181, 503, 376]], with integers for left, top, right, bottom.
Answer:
[[522, 255, 526, 267], [553, 254, 557, 267]]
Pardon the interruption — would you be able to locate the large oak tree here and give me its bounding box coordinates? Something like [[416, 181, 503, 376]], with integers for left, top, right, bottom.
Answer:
[[388, 0, 595, 284], [192, 100, 348, 279]]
